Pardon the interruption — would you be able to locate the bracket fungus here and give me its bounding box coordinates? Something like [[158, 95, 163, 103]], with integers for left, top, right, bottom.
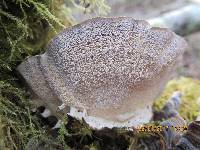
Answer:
[[17, 17, 187, 129]]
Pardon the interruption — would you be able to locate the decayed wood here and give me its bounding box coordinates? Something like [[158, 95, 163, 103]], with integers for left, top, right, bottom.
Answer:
[[148, 4, 200, 35]]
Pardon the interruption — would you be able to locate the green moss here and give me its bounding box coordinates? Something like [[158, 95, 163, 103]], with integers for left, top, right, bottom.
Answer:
[[0, 81, 37, 149], [0, 0, 68, 73], [0, 1, 69, 147], [153, 77, 200, 122]]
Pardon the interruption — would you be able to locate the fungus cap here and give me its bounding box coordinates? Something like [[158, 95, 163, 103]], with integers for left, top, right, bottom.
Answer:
[[17, 17, 187, 129]]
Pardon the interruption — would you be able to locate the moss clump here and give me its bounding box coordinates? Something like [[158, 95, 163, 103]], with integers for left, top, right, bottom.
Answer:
[[0, 1, 69, 148], [0, 81, 41, 149], [0, 0, 69, 73], [153, 77, 200, 122]]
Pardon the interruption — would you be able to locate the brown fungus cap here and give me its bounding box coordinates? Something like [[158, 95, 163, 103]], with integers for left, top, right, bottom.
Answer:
[[17, 17, 187, 128]]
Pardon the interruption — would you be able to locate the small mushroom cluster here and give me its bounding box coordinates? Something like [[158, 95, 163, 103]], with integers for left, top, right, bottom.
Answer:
[[17, 17, 187, 129]]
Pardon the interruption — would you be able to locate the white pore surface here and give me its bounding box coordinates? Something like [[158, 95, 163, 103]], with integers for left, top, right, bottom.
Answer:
[[67, 106, 153, 129]]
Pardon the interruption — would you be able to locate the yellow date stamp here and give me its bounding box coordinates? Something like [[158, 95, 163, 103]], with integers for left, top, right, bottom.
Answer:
[[136, 125, 188, 133]]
